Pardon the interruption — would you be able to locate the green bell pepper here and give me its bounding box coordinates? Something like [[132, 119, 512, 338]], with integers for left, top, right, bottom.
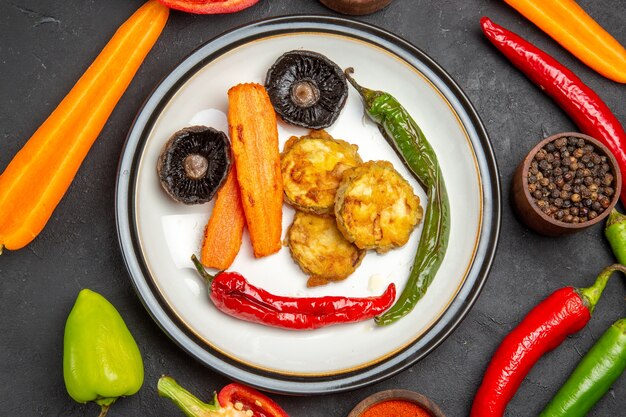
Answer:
[[63, 289, 144, 417]]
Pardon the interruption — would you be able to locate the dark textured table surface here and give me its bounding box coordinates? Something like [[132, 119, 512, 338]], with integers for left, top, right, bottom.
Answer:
[[2, 0, 626, 416]]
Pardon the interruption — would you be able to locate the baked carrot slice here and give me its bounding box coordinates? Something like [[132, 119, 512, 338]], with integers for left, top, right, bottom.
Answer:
[[0, 1, 169, 253], [227, 83, 283, 258], [200, 165, 245, 269]]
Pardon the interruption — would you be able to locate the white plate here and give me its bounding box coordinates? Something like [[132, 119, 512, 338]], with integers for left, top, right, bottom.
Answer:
[[116, 16, 500, 394]]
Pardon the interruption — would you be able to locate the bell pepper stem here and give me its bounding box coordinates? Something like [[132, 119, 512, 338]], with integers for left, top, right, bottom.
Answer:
[[97, 404, 110, 417], [579, 264, 626, 313], [158, 376, 221, 417], [191, 254, 215, 284]]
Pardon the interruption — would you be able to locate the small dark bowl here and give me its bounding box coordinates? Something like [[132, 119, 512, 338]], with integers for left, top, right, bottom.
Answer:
[[347, 389, 446, 417], [512, 132, 621, 236]]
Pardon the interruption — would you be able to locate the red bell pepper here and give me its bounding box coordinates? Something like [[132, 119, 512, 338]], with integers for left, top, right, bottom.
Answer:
[[158, 376, 289, 417], [157, 0, 259, 14]]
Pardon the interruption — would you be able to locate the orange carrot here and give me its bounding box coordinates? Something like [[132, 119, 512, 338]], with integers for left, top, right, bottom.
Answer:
[[227, 83, 283, 258], [200, 165, 245, 269], [504, 0, 626, 83], [0, 1, 169, 253]]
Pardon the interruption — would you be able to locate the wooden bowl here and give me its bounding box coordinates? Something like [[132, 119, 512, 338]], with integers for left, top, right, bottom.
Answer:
[[512, 132, 621, 236], [347, 389, 446, 417], [320, 0, 393, 15]]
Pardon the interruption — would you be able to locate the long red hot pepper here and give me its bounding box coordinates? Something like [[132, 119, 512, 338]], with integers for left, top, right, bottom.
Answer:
[[191, 255, 395, 330], [481, 17, 626, 204], [470, 264, 626, 417]]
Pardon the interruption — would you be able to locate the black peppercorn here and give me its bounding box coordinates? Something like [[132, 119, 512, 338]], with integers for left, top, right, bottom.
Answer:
[[527, 136, 616, 224]]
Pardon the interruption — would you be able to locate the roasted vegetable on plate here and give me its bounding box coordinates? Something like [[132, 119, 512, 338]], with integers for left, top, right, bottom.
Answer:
[[335, 160, 423, 253], [191, 255, 395, 329], [281, 130, 362, 214], [345, 69, 450, 326], [265, 50, 348, 129], [200, 164, 246, 270], [228, 83, 283, 258], [287, 211, 366, 287], [157, 126, 231, 205]]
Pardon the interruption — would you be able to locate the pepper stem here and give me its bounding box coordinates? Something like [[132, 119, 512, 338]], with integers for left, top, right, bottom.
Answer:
[[157, 376, 221, 417], [344, 67, 382, 108], [344, 67, 365, 95], [97, 404, 110, 417], [191, 254, 215, 284], [578, 263, 626, 314], [605, 208, 626, 229], [615, 318, 626, 334]]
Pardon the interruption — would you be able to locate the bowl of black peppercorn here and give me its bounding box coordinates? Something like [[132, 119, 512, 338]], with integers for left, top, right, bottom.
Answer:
[[512, 132, 621, 236]]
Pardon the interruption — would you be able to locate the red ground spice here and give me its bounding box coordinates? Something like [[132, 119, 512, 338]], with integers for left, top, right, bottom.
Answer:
[[360, 399, 432, 417]]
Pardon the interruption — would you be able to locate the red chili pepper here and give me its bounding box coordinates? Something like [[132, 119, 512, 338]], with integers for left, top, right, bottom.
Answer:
[[470, 264, 626, 417], [480, 16, 626, 204], [191, 255, 396, 329]]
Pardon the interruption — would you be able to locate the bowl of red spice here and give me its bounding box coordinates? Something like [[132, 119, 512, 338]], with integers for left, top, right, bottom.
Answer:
[[512, 132, 621, 236], [347, 389, 446, 417]]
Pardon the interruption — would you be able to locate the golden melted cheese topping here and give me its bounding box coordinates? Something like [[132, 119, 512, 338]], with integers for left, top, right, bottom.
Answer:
[[281, 130, 362, 214], [335, 160, 423, 253]]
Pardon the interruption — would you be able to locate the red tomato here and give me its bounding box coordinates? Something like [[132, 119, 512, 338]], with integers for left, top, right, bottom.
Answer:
[[218, 383, 289, 417], [157, 0, 260, 14]]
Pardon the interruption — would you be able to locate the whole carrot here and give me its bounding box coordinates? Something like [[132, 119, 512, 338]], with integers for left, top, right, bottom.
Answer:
[[0, 1, 168, 253], [201, 165, 245, 269], [481, 17, 626, 205], [227, 83, 283, 258], [504, 0, 626, 83]]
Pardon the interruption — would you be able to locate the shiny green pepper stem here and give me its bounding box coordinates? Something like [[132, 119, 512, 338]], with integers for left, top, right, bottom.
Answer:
[[577, 263, 626, 314], [158, 376, 221, 417], [345, 68, 451, 326], [539, 318, 626, 417], [605, 208, 626, 265]]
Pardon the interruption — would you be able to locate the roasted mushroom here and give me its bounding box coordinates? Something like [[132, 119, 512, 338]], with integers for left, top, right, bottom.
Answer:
[[265, 50, 348, 129], [157, 126, 231, 205]]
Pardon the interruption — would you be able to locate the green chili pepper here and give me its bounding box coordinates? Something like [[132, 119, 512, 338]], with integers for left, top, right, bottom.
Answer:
[[539, 318, 626, 417], [344, 68, 451, 325], [605, 208, 626, 265], [63, 289, 144, 417]]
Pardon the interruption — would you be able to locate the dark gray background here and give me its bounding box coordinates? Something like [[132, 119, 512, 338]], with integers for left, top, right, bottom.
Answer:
[[1, 0, 625, 415]]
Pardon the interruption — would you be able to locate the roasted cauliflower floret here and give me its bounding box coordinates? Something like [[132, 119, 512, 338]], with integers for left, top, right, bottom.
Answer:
[[281, 130, 362, 214], [335, 160, 423, 253], [287, 211, 366, 287]]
